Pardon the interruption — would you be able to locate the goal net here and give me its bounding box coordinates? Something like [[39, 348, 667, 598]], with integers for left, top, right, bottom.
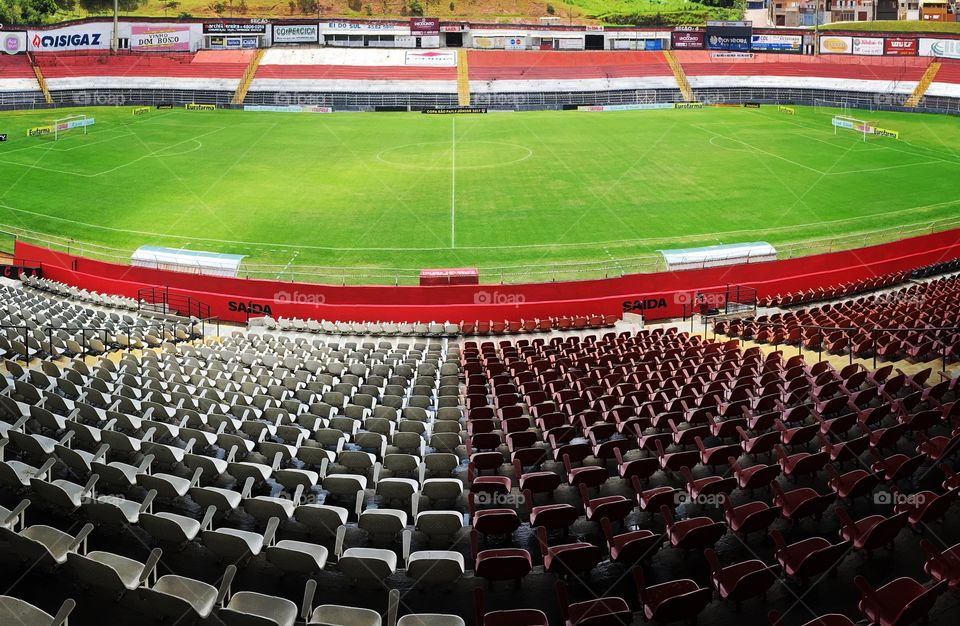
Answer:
[[831, 115, 872, 142], [52, 114, 95, 140], [814, 99, 851, 116]]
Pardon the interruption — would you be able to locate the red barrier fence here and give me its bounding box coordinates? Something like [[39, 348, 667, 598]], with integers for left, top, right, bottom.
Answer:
[[16, 228, 960, 325]]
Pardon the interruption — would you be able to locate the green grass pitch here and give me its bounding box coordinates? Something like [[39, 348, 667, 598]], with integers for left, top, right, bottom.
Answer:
[[0, 104, 958, 283]]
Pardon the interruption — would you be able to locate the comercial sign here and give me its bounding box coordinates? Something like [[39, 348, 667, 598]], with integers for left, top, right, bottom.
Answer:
[[852, 36, 883, 56], [706, 22, 752, 52], [203, 23, 267, 34], [919, 38, 960, 59], [750, 34, 801, 52], [884, 37, 917, 56], [28, 24, 112, 51], [409, 17, 440, 36], [672, 31, 705, 49], [272, 24, 319, 43], [820, 36, 852, 54], [323, 21, 395, 31], [130, 25, 191, 52], [440, 25, 465, 33], [2, 31, 26, 54]]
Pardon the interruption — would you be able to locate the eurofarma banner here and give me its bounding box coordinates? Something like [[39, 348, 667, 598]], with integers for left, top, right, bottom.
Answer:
[[130, 25, 192, 52]]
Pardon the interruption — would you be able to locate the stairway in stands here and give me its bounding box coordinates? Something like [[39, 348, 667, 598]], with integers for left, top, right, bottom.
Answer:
[[457, 49, 470, 106], [905, 61, 942, 108], [232, 49, 265, 105], [663, 50, 694, 102], [27, 53, 53, 104]]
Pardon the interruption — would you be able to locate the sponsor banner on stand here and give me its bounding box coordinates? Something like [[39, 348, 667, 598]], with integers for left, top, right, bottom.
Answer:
[[56, 118, 94, 131], [577, 103, 675, 112], [884, 38, 917, 56], [820, 36, 852, 54], [27, 125, 53, 137], [671, 31, 705, 49], [743, 102, 761, 108], [272, 24, 319, 43], [919, 38, 960, 59], [557, 38, 585, 50], [422, 107, 487, 114], [409, 17, 440, 36], [711, 52, 752, 58], [674, 102, 704, 109], [831, 117, 855, 129], [156, 103, 174, 110], [751, 34, 801, 52], [28, 24, 112, 51], [404, 50, 456, 66], [244, 105, 303, 113], [2, 31, 27, 54], [706, 21, 752, 52], [203, 23, 267, 34], [243, 104, 334, 113], [186, 103, 216, 111], [132, 107, 150, 116], [873, 127, 899, 139], [130, 25, 191, 51], [852, 36, 884, 56], [778, 105, 795, 115]]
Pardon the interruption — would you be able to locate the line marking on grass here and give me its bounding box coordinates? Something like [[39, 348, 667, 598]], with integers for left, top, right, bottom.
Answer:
[[825, 160, 946, 175], [278, 250, 300, 279], [0, 127, 223, 178], [451, 116, 456, 249], [2, 198, 957, 252], [692, 124, 826, 174]]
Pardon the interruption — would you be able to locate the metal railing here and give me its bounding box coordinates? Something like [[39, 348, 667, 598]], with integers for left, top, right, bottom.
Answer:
[[137, 286, 211, 320], [709, 319, 960, 372], [4, 216, 957, 287]]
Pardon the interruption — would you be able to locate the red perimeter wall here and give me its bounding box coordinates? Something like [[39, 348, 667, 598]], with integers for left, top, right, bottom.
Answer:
[[15, 229, 960, 325]]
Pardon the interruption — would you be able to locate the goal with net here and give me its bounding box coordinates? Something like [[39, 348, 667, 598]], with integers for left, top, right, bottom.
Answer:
[[27, 114, 95, 140], [831, 115, 872, 142]]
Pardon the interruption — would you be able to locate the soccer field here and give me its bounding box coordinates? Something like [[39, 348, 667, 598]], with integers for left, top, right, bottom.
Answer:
[[0, 105, 957, 283]]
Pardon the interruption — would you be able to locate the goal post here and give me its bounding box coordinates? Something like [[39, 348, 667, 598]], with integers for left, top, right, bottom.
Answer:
[[52, 114, 95, 140], [831, 115, 871, 142]]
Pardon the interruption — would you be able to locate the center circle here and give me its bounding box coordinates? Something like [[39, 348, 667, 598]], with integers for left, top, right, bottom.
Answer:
[[376, 140, 533, 170]]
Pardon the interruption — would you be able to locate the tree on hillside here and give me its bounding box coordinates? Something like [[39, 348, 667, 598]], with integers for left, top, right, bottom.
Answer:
[[0, 0, 70, 24]]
